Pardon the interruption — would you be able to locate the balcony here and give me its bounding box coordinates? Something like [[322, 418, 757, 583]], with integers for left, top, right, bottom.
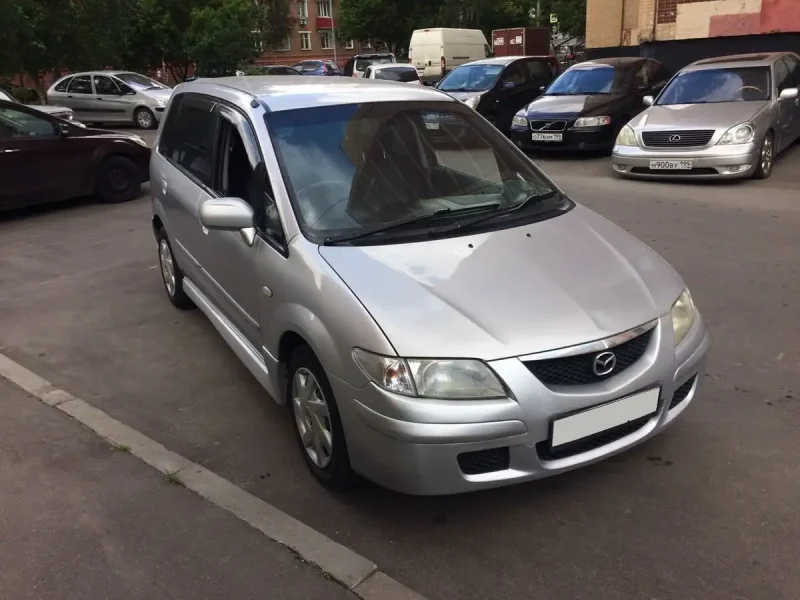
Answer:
[[315, 16, 332, 29]]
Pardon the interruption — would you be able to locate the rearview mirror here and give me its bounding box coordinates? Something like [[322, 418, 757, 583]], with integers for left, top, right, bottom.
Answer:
[[779, 87, 798, 100], [643, 95, 654, 106], [200, 198, 255, 245]]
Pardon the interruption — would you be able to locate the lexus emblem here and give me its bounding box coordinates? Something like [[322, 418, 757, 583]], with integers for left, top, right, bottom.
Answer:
[[592, 351, 617, 376], [669, 134, 682, 142]]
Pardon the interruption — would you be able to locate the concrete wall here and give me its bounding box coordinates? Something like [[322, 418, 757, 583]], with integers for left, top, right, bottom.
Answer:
[[587, 0, 800, 48]]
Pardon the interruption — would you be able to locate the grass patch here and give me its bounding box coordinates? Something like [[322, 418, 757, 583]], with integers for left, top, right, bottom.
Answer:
[[112, 443, 132, 453], [164, 469, 183, 486]]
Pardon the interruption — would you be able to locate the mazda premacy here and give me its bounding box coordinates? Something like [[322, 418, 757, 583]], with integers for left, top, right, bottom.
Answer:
[[151, 76, 709, 495]]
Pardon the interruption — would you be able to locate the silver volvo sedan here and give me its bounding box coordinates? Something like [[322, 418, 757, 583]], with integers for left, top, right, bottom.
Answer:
[[613, 52, 800, 180], [151, 76, 709, 495]]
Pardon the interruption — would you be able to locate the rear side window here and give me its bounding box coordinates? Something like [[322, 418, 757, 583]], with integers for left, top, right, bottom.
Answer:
[[375, 67, 420, 83], [54, 78, 72, 92], [524, 59, 552, 81], [158, 93, 218, 186]]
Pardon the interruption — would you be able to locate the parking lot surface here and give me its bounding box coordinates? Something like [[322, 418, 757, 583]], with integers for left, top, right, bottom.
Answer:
[[1, 132, 799, 600]]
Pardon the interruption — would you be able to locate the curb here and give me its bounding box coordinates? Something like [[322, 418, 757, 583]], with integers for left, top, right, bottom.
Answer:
[[0, 352, 427, 600]]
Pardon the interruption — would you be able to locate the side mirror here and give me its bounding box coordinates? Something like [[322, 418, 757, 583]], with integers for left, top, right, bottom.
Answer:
[[501, 81, 516, 91], [779, 87, 798, 100], [643, 95, 654, 106], [539, 85, 546, 92], [200, 197, 255, 246]]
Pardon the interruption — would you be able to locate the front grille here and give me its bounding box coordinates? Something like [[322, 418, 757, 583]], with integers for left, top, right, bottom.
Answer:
[[457, 447, 510, 475], [530, 120, 568, 132], [642, 130, 715, 147], [669, 375, 697, 410], [524, 328, 653, 387], [631, 167, 718, 176], [537, 414, 652, 461]]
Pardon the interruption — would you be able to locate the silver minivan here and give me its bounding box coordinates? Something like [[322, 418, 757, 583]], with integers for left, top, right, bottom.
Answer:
[[47, 71, 173, 129], [151, 76, 709, 495]]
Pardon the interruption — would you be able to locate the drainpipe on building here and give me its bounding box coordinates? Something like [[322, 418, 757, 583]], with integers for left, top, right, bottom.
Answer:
[[332, 12, 339, 67], [619, 0, 626, 46]]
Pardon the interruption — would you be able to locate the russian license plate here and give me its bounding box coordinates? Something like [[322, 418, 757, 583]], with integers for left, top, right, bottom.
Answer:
[[649, 159, 693, 170], [550, 388, 660, 448], [531, 132, 563, 142]]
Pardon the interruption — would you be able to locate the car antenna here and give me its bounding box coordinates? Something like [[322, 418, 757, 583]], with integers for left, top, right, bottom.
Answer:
[[236, 69, 271, 113]]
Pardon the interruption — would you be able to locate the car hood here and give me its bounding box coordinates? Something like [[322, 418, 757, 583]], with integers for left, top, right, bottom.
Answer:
[[140, 88, 173, 102], [630, 101, 768, 129], [526, 93, 627, 117], [319, 206, 685, 360], [440, 90, 486, 102]]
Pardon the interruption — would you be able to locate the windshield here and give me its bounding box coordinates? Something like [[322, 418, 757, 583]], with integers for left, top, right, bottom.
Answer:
[[266, 101, 567, 244], [114, 72, 167, 90], [375, 67, 419, 82], [546, 66, 630, 95], [657, 67, 771, 104], [356, 56, 394, 71], [437, 64, 503, 92]]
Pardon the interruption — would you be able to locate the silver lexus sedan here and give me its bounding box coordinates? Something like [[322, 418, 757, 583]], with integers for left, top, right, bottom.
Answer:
[[613, 52, 800, 180], [152, 76, 709, 495]]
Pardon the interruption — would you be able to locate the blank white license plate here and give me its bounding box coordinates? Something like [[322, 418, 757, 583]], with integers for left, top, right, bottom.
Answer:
[[551, 388, 660, 448], [532, 132, 563, 142], [649, 159, 693, 170]]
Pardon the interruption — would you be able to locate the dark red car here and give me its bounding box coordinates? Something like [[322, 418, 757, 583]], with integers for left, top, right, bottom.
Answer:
[[0, 99, 150, 210]]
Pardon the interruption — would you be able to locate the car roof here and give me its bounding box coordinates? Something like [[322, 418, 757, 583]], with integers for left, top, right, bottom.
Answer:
[[56, 70, 144, 78], [462, 56, 553, 68], [178, 76, 454, 112], [568, 57, 644, 69], [684, 52, 792, 71]]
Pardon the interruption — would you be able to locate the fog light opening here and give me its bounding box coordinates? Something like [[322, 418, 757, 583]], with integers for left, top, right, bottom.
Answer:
[[612, 164, 627, 173], [726, 164, 751, 173]]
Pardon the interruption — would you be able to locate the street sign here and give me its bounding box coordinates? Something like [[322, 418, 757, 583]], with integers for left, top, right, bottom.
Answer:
[[550, 13, 558, 23]]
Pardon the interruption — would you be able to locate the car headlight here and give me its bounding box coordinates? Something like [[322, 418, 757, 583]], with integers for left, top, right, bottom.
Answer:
[[615, 125, 638, 147], [352, 348, 506, 399], [574, 116, 612, 127], [717, 122, 755, 145], [671, 289, 695, 345], [464, 95, 480, 109], [512, 113, 528, 128]]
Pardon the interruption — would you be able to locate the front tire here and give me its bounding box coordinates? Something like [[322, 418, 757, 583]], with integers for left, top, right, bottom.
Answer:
[[287, 346, 353, 491], [134, 107, 156, 130], [156, 228, 193, 310], [95, 156, 140, 203], [753, 132, 774, 179]]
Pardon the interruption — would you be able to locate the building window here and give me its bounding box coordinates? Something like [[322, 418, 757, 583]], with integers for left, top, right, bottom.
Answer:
[[252, 30, 263, 52], [320, 30, 334, 50], [300, 31, 311, 50], [298, 0, 308, 18], [317, 0, 331, 17], [362, 40, 371, 49], [345, 39, 354, 49], [276, 36, 290, 51]]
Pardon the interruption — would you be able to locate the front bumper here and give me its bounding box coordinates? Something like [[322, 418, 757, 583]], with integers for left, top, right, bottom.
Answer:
[[510, 124, 617, 152], [612, 142, 759, 179], [332, 314, 710, 495]]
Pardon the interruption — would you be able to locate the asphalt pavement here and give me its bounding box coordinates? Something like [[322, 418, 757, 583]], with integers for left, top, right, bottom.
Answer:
[[1, 131, 798, 600]]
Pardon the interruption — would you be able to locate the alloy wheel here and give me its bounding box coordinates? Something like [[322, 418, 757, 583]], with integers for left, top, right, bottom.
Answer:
[[292, 368, 333, 469], [761, 136, 773, 175], [137, 110, 153, 129], [158, 239, 176, 297]]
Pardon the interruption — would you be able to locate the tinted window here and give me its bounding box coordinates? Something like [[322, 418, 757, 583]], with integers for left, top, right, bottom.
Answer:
[[632, 62, 650, 89], [524, 58, 552, 81], [0, 106, 57, 139], [438, 64, 504, 92], [546, 66, 631, 95], [375, 67, 419, 82], [649, 61, 670, 84], [658, 67, 771, 104], [54, 78, 72, 92], [94, 75, 119, 95], [67, 75, 93, 94], [269, 67, 298, 75], [355, 56, 394, 71], [501, 62, 526, 86], [784, 55, 800, 87], [158, 94, 217, 186], [265, 102, 566, 245]]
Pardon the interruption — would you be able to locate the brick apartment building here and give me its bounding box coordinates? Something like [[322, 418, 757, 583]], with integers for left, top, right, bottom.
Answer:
[[253, 0, 380, 69], [585, 0, 800, 71]]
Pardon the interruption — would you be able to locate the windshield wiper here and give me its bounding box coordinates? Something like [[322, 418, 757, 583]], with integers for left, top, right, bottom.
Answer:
[[322, 204, 500, 245], [436, 191, 560, 233]]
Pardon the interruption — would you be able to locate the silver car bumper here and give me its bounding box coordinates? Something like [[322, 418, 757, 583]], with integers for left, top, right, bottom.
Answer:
[[612, 142, 759, 179], [333, 314, 710, 495]]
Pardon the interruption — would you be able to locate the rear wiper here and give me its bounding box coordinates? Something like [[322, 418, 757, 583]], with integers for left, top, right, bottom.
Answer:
[[322, 204, 500, 245], [437, 191, 560, 233]]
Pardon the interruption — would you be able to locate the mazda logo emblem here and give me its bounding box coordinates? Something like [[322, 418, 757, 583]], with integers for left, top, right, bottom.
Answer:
[[592, 351, 617, 376], [669, 134, 681, 142]]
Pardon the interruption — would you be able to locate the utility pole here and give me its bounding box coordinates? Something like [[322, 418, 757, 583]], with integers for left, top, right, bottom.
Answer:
[[331, 1, 339, 67], [536, 0, 541, 25]]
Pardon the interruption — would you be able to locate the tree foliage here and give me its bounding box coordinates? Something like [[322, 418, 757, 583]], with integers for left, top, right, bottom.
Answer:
[[187, 0, 260, 77]]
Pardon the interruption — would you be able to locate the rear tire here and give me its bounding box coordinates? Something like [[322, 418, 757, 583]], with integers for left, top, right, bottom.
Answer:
[[287, 346, 354, 492], [95, 156, 140, 203], [134, 107, 156, 130], [752, 132, 774, 180], [156, 227, 194, 310]]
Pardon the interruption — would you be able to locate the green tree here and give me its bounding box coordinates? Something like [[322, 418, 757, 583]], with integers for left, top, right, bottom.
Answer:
[[254, 0, 295, 53], [534, 0, 585, 37], [337, 0, 437, 54], [186, 0, 261, 77]]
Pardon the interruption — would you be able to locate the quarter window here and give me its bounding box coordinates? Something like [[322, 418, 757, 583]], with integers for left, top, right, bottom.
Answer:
[[67, 75, 93, 95], [158, 93, 218, 187]]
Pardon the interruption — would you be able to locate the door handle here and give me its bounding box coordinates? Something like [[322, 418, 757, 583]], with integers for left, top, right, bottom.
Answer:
[[67, 95, 73, 98], [96, 97, 103, 100], [160, 179, 168, 194], [1, 149, 20, 154]]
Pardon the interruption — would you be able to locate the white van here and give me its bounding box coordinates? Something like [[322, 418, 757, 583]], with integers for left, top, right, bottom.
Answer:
[[409, 28, 492, 85]]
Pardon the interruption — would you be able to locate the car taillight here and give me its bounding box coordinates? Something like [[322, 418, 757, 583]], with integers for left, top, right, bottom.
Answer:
[[441, 56, 446, 74]]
